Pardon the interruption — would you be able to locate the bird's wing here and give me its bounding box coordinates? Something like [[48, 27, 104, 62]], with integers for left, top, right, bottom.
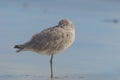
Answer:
[[29, 26, 67, 50]]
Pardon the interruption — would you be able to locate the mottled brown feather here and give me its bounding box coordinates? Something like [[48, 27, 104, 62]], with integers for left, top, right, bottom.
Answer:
[[14, 19, 75, 55]]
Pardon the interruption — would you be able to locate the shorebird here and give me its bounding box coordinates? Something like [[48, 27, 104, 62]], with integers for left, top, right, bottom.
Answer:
[[14, 19, 75, 79]]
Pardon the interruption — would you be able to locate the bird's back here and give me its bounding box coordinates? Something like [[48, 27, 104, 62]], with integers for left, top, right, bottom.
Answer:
[[14, 19, 75, 55]]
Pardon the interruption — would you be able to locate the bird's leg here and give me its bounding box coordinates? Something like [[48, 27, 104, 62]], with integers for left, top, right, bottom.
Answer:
[[50, 54, 54, 79]]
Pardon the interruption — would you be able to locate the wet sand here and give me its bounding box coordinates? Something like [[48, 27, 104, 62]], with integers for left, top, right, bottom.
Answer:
[[0, 74, 118, 80], [0, 74, 84, 80]]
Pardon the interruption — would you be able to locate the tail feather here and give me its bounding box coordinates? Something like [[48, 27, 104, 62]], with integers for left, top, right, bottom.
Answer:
[[14, 45, 24, 52]]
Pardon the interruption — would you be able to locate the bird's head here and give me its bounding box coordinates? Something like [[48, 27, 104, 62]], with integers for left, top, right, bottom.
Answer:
[[58, 19, 73, 26]]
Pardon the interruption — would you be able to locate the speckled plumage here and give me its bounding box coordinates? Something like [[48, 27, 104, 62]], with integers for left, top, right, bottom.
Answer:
[[14, 19, 75, 55]]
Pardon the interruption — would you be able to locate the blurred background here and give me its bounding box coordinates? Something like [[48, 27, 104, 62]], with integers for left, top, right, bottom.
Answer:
[[0, 0, 120, 80]]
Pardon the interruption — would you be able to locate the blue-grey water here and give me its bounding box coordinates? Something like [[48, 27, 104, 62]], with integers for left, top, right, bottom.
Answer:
[[0, 0, 120, 80]]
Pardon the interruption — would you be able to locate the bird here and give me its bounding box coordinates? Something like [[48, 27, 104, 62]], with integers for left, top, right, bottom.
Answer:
[[14, 19, 75, 79]]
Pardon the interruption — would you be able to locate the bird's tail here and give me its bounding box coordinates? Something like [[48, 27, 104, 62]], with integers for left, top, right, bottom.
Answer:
[[14, 44, 24, 52]]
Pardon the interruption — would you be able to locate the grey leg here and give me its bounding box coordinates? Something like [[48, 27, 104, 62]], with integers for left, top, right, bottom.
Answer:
[[50, 54, 54, 79]]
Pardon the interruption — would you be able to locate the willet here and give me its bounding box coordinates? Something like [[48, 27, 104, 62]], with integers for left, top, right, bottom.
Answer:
[[14, 19, 75, 79]]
